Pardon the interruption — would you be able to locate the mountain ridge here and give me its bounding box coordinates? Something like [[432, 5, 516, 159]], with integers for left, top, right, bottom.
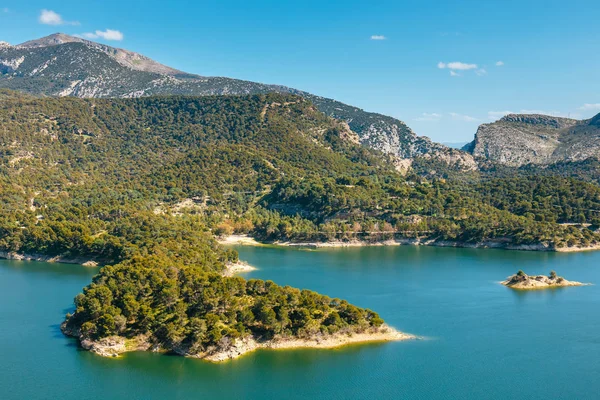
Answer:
[[0, 33, 444, 159]]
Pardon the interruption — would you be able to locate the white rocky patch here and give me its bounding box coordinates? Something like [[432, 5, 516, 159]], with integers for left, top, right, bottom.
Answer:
[[58, 80, 82, 97], [30, 57, 57, 76], [0, 56, 25, 70]]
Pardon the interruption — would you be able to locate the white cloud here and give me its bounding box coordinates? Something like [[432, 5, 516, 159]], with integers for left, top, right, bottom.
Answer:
[[370, 35, 386, 40], [438, 61, 478, 71], [39, 9, 79, 25], [81, 29, 124, 41], [495, 61, 504, 66], [449, 112, 478, 122], [450, 70, 460, 77], [475, 68, 487, 76], [415, 112, 442, 122], [580, 103, 600, 111]]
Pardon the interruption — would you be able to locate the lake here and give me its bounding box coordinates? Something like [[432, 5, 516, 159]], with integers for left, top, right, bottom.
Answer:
[[1, 245, 600, 399]]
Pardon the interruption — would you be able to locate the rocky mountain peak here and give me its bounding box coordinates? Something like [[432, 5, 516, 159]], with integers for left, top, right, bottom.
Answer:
[[0, 41, 11, 48], [0, 34, 447, 160], [18, 33, 81, 48], [18, 33, 182, 76]]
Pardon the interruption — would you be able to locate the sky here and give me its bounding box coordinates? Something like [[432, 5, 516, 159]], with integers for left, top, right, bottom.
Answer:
[[1, 0, 600, 143]]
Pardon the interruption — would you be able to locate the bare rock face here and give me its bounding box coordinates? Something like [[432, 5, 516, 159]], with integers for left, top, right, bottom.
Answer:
[[419, 147, 478, 171], [464, 113, 600, 167]]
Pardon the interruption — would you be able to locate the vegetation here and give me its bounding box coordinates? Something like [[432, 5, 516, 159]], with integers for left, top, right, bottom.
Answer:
[[0, 89, 598, 353], [64, 258, 383, 354]]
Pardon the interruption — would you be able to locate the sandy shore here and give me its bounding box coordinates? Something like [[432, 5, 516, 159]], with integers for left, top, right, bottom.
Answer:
[[217, 235, 264, 246], [555, 244, 600, 253], [221, 261, 257, 277], [218, 235, 600, 253]]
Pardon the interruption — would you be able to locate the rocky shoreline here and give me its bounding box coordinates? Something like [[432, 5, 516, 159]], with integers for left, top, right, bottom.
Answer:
[[62, 324, 414, 361], [218, 235, 600, 253], [0, 251, 257, 277], [0, 251, 99, 266]]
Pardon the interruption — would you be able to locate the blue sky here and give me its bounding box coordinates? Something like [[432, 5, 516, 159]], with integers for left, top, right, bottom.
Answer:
[[1, 0, 600, 142]]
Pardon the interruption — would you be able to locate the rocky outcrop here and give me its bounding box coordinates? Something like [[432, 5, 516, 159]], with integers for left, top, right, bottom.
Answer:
[[464, 113, 600, 166], [501, 271, 589, 289]]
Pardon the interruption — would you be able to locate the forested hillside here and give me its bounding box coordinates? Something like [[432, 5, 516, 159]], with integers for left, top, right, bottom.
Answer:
[[1, 89, 599, 358]]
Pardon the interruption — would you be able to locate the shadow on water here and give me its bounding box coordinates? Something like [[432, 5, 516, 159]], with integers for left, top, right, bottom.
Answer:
[[74, 338, 398, 381], [508, 284, 590, 302]]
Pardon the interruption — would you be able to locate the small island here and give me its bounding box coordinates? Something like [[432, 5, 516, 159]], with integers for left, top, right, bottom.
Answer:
[[501, 270, 589, 290], [62, 261, 415, 362]]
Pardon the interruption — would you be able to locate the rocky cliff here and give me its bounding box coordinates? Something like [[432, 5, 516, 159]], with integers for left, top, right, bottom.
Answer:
[[464, 114, 600, 166]]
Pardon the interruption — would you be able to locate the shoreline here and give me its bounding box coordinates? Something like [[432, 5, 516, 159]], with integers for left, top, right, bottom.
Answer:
[[218, 235, 600, 253], [202, 325, 415, 362], [66, 325, 415, 361], [0, 251, 255, 277], [0, 251, 99, 267], [221, 261, 257, 277]]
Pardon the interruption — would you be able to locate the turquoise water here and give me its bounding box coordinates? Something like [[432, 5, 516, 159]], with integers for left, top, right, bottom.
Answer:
[[1, 246, 600, 399]]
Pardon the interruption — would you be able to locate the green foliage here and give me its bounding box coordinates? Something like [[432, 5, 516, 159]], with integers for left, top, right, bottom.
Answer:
[[0, 90, 598, 351], [65, 260, 382, 353]]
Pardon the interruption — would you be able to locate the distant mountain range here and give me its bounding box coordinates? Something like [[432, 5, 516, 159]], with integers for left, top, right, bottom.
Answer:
[[0, 33, 443, 159], [2, 33, 599, 171], [463, 113, 600, 167]]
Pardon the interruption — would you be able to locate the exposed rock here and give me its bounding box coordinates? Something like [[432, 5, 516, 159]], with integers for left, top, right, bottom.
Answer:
[[418, 147, 478, 171], [221, 261, 256, 277], [0, 251, 98, 266], [501, 271, 589, 289], [66, 325, 414, 361], [464, 113, 600, 166]]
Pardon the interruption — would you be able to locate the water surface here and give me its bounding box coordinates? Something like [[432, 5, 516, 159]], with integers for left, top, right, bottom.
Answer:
[[1, 246, 599, 399]]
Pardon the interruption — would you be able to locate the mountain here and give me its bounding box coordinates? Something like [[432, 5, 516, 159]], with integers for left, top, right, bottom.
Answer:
[[0, 33, 444, 159], [1, 88, 597, 252], [463, 113, 600, 167]]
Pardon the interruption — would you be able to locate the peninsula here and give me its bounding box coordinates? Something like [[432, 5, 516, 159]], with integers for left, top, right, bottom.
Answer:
[[501, 271, 589, 289]]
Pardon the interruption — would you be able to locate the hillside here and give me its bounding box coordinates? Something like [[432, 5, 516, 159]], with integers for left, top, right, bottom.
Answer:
[[0, 33, 444, 159], [1, 89, 598, 256], [1, 89, 599, 358], [464, 113, 600, 167]]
